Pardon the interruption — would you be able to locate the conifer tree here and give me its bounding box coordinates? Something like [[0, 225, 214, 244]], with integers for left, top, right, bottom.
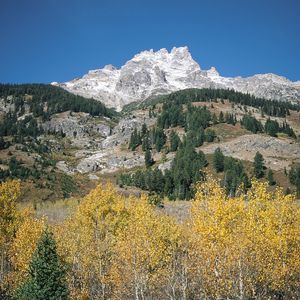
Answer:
[[254, 151, 265, 179], [205, 129, 216, 142], [15, 229, 69, 300], [128, 128, 141, 151], [264, 118, 279, 137], [267, 169, 276, 186], [154, 127, 166, 152], [169, 131, 180, 152], [212, 113, 218, 125], [142, 133, 150, 152], [219, 111, 224, 123], [141, 123, 148, 137], [213, 148, 225, 172], [145, 149, 154, 168]]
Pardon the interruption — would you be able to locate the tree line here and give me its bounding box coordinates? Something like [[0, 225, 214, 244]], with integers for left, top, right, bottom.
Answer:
[[0, 84, 115, 119], [140, 88, 299, 117], [241, 114, 296, 138]]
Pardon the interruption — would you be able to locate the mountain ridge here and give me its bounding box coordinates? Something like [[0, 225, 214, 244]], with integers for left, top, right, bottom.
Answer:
[[52, 46, 300, 111]]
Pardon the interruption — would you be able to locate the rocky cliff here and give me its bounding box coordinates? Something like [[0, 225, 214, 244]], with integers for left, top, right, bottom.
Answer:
[[53, 47, 300, 110]]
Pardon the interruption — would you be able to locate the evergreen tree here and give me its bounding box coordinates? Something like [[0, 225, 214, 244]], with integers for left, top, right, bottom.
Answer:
[[241, 114, 263, 133], [288, 166, 300, 197], [219, 111, 224, 123], [144, 149, 154, 168], [221, 156, 250, 195], [264, 118, 279, 137], [142, 133, 150, 152], [141, 123, 148, 137], [153, 127, 166, 152], [254, 151, 265, 179], [169, 131, 180, 152], [15, 229, 69, 300], [267, 169, 276, 186], [205, 129, 216, 142], [281, 122, 296, 138], [213, 148, 225, 172], [212, 113, 218, 124], [128, 128, 141, 151]]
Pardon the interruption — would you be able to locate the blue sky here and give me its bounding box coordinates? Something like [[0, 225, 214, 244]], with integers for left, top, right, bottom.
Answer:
[[0, 0, 299, 83]]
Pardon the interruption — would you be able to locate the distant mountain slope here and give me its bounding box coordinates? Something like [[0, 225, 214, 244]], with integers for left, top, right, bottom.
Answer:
[[0, 84, 115, 119], [53, 47, 300, 111]]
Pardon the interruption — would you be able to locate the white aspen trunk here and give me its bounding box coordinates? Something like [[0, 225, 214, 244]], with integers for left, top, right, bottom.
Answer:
[[238, 258, 244, 300]]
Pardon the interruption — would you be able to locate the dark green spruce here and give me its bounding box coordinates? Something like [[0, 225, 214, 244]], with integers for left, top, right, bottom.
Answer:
[[15, 229, 69, 300], [254, 151, 265, 179]]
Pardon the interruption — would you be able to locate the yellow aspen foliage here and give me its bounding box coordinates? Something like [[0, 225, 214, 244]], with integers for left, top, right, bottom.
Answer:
[[110, 195, 182, 300], [0, 180, 20, 246], [2, 179, 299, 299], [190, 177, 246, 298], [190, 177, 300, 299], [7, 208, 46, 289], [57, 183, 128, 300], [245, 181, 300, 296], [0, 180, 21, 284]]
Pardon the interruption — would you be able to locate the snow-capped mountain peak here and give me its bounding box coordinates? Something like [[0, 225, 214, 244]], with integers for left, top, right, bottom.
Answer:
[[206, 67, 220, 78], [53, 47, 300, 110]]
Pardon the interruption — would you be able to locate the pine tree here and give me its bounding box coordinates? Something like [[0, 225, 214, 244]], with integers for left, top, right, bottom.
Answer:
[[267, 169, 276, 186], [254, 151, 265, 179], [212, 113, 218, 125], [169, 131, 180, 152], [128, 128, 141, 151], [205, 129, 216, 142], [219, 111, 224, 123], [213, 148, 225, 172], [154, 128, 166, 152], [145, 149, 154, 168], [141, 123, 148, 137], [142, 133, 150, 152], [15, 229, 69, 300], [264, 118, 279, 137]]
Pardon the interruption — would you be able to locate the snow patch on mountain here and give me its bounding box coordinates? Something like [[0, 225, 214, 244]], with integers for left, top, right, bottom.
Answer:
[[53, 47, 300, 111]]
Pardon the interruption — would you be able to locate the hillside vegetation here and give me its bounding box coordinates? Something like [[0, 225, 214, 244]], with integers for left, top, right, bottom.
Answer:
[[0, 86, 300, 202], [0, 84, 116, 200], [118, 89, 300, 199], [1, 179, 300, 299]]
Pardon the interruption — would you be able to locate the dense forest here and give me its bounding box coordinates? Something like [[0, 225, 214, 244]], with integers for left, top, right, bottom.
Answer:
[[0, 84, 115, 119], [1, 179, 300, 300], [132, 88, 300, 117]]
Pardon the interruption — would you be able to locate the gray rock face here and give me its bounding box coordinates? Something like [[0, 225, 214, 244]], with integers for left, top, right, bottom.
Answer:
[[42, 111, 111, 139], [101, 112, 156, 149], [73, 111, 156, 174], [201, 134, 300, 171], [53, 46, 300, 110], [56, 161, 75, 175], [76, 150, 145, 174]]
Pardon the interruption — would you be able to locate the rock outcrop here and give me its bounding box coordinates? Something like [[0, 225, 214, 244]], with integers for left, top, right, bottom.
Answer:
[[201, 134, 300, 170], [53, 47, 300, 110]]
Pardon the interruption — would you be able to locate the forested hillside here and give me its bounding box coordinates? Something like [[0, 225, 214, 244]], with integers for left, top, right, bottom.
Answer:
[[125, 88, 300, 117], [0, 84, 116, 199], [118, 89, 300, 199], [0, 84, 115, 118]]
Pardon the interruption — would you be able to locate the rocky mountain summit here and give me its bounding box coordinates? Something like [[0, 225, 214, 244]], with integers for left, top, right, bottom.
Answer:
[[53, 47, 300, 110]]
